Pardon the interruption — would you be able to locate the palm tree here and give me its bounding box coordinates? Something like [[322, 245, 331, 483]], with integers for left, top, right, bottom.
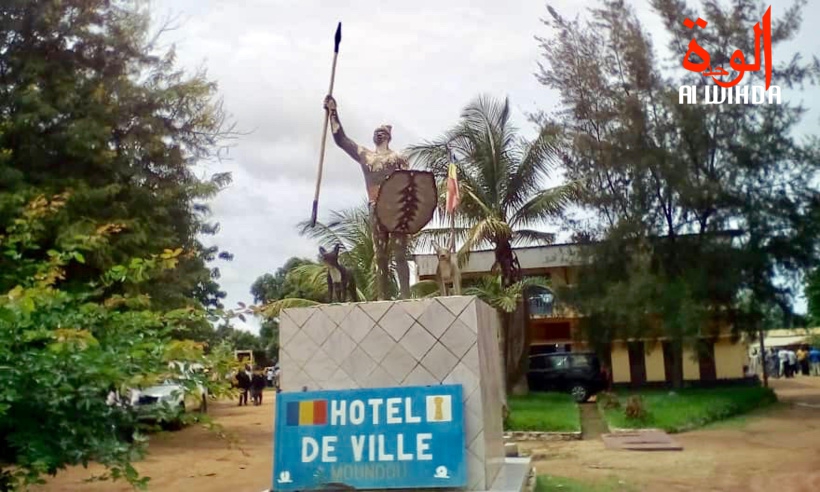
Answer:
[[297, 202, 416, 302], [410, 95, 577, 394], [409, 95, 576, 287], [258, 203, 420, 318], [465, 275, 551, 393]]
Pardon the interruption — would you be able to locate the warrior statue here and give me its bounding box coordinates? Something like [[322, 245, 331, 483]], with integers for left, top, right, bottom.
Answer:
[[323, 95, 435, 301]]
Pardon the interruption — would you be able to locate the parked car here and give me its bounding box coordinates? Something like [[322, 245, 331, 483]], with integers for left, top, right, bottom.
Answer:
[[130, 379, 208, 426], [526, 352, 607, 403], [130, 362, 209, 428]]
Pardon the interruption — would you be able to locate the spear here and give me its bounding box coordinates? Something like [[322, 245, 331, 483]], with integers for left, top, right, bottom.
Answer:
[[310, 22, 342, 228]]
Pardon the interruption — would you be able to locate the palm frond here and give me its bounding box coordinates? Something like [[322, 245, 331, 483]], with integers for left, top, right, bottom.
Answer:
[[465, 275, 552, 313], [411, 280, 440, 298], [262, 298, 322, 318], [510, 182, 580, 229], [504, 124, 562, 214], [512, 229, 556, 246]]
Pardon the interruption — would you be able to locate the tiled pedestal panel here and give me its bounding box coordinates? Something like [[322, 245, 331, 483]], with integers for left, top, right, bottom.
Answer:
[[278, 296, 505, 490]]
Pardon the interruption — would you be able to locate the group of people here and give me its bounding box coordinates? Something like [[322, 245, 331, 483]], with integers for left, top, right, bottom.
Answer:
[[752, 346, 820, 378], [234, 364, 281, 406]]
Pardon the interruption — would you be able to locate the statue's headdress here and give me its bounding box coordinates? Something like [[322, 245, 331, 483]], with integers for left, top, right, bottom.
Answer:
[[376, 124, 392, 138]]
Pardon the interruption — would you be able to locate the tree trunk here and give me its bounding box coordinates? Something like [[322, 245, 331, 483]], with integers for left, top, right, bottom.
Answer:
[[503, 299, 530, 395], [670, 339, 684, 389], [495, 239, 521, 288]]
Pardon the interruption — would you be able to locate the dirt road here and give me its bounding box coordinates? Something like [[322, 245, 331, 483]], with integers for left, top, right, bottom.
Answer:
[[35, 393, 277, 492], [37, 379, 820, 491]]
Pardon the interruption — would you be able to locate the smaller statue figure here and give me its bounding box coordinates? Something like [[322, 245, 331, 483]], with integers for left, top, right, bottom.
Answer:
[[432, 240, 461, 296], [319, 244, 356, 302]]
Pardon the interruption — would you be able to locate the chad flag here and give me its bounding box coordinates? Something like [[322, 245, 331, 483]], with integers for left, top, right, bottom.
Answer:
[[445, 161, 460, 214], [286, 400, 328, 426]]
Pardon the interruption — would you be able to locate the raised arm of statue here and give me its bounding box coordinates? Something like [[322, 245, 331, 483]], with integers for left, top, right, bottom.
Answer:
[[324, 95, 365, 163]]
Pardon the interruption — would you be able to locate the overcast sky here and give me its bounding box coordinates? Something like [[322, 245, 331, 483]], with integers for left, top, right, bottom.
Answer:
[[148, 0, 820, 332]]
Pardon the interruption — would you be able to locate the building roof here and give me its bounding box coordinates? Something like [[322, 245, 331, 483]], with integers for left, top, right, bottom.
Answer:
[[413, 230, 744, 280], [414, 242, 585, 279]]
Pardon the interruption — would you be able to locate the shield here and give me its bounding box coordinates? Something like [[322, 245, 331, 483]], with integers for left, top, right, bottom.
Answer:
[[374, 170, 438, 235]]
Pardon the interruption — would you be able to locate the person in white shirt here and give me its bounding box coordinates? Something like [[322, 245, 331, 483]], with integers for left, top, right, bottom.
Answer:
[[787, 350, 798, 378], [778, 349, 788, 378]]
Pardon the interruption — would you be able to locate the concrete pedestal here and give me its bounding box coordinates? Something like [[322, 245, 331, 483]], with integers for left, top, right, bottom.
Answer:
[[278, 297, 526, 490]]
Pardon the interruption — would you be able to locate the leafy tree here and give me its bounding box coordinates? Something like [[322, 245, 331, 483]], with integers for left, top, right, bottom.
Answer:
[[251, 257, 323, 304], [0, 0, 233, 314], [537, 0, 820, 386], [250, 257, 328, 360], [0, 193, 235, 490]]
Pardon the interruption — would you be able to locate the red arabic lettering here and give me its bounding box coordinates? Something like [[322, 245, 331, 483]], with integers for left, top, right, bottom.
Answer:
[[683, 7, 774, 90], [682, 17, 710, 73]]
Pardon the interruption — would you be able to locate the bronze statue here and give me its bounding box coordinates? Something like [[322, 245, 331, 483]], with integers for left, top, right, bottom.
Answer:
[[319, 244, 356, 302], [323, 95, 414, 300]]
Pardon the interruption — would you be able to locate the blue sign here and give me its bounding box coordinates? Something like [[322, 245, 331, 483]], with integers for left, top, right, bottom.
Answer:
[[273, 385, 466, 490]]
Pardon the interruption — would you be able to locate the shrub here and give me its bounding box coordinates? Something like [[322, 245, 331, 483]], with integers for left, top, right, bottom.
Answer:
[[624, 396, 649, 422], [598, 391, 621, 409]]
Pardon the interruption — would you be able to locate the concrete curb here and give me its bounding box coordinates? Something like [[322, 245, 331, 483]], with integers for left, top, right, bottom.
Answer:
[[503, 431, 582, 441]]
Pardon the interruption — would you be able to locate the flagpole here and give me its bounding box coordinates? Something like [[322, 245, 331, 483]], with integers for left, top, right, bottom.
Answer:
[[448, 148, 457, 253]]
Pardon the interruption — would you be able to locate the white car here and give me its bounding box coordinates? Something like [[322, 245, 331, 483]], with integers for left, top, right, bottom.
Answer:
[[130, 378, 208, 427]]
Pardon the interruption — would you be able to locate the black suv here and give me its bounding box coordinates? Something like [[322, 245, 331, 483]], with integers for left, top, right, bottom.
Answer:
[[527, 352, 608, 403]]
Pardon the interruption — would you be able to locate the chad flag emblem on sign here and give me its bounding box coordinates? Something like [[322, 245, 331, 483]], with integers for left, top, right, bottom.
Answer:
[[286, 400, 328, 426]]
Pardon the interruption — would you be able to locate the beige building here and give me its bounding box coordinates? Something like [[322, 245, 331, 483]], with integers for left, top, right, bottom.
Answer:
[[414, 243, 749, 386]]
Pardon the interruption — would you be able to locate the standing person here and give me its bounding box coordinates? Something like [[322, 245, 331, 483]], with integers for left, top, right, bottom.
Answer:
[[787, 349, 798, 378], [778, 348, 788, 378], [798, 346, 810, 376], [251, 368, 266, 406], [266, 367, 274, 388], [749, 348, 759, 376], [235, 365, 251, 406], [274, 365, 282, 393], [809, 346, 820, 376]]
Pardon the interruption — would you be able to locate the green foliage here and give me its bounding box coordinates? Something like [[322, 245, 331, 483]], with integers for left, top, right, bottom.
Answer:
[[465, 275, 550, 313], [537, 0, 820, 386], [0, 0, 234, 316], [251, 258, 323, 304], [298, 202, 412, 301], [623, 396, 649, 423], [597, 391, 621, 410], [504, 393, 580, 432], [600, 387, 778, 433], [806, 268, 820, 326], [0, 194, 236, 490], [536, 475, 636, 492], [409, 96, 575, 286]]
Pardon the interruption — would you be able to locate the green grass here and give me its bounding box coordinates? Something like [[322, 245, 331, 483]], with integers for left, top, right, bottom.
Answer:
[[536, 475, 636, 492], [504, 392, 580, 432], [599, 386, 777, 433]]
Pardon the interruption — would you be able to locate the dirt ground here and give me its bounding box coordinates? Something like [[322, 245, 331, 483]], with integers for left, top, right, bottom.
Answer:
[[521, 377, 820, 492], [36, 379, 820, 492]]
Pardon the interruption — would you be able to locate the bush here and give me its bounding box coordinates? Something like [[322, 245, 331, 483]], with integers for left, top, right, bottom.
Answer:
[[0, 194, 237, 490], [598, 391, 621, 409], [624, 396, 649, 422], [600, 386, 777, 432]]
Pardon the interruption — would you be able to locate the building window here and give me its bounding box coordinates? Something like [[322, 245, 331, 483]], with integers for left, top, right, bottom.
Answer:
[[526, 286, 554, 317]]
